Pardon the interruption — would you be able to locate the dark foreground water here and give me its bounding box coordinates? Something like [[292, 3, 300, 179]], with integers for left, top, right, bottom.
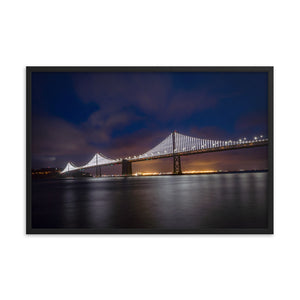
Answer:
[[32, 172, 268, 230]]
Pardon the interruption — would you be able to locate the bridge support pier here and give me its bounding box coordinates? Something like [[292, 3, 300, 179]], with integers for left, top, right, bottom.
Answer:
[[173, 155, 182, 175], [122, 159, 132, 176], [95, 165, 101, 177]]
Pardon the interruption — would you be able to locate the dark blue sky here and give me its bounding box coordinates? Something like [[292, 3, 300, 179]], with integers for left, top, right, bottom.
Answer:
[[32, 71, 268, 172]]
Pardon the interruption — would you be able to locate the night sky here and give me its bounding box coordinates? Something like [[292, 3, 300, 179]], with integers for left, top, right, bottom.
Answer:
[[31, 71, 268, 173]]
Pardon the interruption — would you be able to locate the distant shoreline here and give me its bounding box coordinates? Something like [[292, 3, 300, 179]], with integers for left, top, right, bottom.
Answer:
[[54, 169, 268, 179], [125, 169, 268, 177], [180, 169, 268, 176]]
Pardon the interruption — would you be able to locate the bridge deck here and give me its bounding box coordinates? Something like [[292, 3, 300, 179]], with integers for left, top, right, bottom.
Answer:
[[128, 140, 268, 162], [74, 141, 268, 170]]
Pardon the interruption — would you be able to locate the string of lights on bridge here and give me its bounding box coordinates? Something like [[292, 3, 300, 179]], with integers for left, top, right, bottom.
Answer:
[[61, 131, 268, 174]]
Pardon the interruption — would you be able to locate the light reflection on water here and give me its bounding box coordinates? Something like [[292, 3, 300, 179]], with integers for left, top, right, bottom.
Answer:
[[32, 173, 268, 229]]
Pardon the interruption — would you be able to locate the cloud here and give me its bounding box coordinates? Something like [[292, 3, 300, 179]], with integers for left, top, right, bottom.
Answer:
[[188, 126, 230, 139], [32, 116, 96, 156], [83, 109, 141, 144], [167, 91, 218, 119], [235, 112, 268, 134], [72, 72, 172, 115], [33, 155, 56, 162], [72, 72, 224, 123]]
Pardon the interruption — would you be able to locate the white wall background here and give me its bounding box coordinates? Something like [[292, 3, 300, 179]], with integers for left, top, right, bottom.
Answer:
[[0, 1, 299, 299]]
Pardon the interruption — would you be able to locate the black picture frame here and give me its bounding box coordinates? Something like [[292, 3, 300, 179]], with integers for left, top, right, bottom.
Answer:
[[26, 66, 273, 234]]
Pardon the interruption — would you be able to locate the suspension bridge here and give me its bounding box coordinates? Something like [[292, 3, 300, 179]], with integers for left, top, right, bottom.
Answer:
[[61, 131, 268, 176]]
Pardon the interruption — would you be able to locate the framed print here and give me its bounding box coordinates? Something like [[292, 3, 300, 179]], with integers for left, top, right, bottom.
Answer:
[[26, 66, 273, 234]]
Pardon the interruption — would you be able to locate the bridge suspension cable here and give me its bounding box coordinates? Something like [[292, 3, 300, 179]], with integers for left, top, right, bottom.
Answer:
[[61, 162, 78, 174], [61, 153, 117, 174], [131, 131, 267, 160], [61, 131, 268, 174]]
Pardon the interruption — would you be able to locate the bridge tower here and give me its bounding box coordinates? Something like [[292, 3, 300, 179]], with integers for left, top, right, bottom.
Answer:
[[122, 159, 132, 176], [95, 165, 101, 177], [95, 153, 102, 177], [172, 131, 182, 175]]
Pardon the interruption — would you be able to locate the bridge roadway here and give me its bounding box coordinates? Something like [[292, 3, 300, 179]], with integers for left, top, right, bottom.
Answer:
[[66, 140, 268, 176], [127, 140, 268, 162]]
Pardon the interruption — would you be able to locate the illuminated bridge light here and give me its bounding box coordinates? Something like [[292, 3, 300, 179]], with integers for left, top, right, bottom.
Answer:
[[61, 131, 268, 174]]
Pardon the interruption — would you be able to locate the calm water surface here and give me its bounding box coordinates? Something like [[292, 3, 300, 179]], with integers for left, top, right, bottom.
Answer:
[[32, 173, 268, 229]]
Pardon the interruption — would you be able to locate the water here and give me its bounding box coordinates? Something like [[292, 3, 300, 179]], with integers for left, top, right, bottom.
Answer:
[[32, 172, 269, 230]]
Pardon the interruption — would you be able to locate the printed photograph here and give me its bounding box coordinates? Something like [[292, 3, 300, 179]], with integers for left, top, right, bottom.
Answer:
[[27, 67, 273, 233]]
